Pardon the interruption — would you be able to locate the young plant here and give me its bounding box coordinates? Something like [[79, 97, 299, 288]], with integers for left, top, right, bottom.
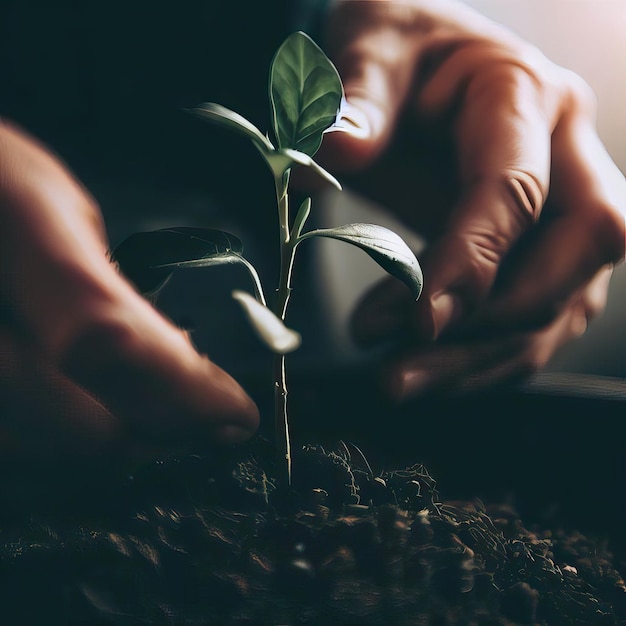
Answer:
[[113, 32, 423, 487]]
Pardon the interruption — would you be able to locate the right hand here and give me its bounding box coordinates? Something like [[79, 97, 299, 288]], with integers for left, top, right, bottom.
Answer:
[[0, 122, 259, 484], [318, 0, 625, 398]]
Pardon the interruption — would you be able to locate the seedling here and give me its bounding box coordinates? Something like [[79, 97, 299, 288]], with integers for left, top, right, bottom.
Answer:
[[113, 32, 423, 486]]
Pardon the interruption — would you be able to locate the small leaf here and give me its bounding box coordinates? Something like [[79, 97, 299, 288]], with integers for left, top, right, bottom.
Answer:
[[232, 290, 302, 354], [300, 224, 423, 300], [112, 228, 246, 297], [270, 32, 343, 157], [292, 197, 311, 239], [186, 103, 274, 153], [263, 149, 341, 188], [281, 148, 342, 189]]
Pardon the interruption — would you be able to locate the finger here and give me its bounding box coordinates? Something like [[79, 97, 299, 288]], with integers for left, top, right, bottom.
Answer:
[[382, 333, 526, 400], [0, 122, 259, 446], [317, 1, 420, 171], [412, 59, 561, 340], [454, 298, 591, 394], [384, 295, 588, 401], [0, 323, 187, 508], [475, 112, 625, 330]]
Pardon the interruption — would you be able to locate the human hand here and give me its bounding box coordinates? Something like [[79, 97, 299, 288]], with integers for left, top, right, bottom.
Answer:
[[0, 122, 258, 487], [319, 0, 626, 398]]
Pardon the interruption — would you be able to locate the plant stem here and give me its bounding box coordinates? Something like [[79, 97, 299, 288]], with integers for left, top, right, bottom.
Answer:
[[273, 353, 291, 486], [273, 171, 297, 486], [238, 256, 267, 307]]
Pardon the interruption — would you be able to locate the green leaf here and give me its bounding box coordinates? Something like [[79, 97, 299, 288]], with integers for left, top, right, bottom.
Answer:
[[263, 149, 341, 189], [300, 224, 423, 300], [232, 290, 302, 354], [281, 149, 342, 189], [112, 228, 247, 298], [292, 197, 311, 239], [186, 103, 274, 153], [270, 31, 343, 157]]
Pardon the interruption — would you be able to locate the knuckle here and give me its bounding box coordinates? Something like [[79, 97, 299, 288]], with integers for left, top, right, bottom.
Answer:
[[464, 170, 546, 237], [465, 50, 580, 135], [502, 170, 545, 223], [466, 230, 507, 269], [465, 52, 545, 105], [418, 40, 546, 117], [450, 231, 505, 301], [562, 70, 598, 117], [459, 168, 545, 262]]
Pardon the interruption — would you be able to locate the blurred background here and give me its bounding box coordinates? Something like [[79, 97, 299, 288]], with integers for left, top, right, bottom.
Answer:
[[313, 0, 626, 379]]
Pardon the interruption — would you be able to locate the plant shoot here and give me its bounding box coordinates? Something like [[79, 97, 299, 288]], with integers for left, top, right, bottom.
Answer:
[[113, 32, 423, 486]]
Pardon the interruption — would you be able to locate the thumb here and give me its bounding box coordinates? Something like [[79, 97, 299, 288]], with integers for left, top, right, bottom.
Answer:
[[317, 3, 418, 172]]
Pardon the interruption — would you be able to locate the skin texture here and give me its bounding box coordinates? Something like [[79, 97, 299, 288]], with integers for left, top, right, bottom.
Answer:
[[318, 0, 626, 399]]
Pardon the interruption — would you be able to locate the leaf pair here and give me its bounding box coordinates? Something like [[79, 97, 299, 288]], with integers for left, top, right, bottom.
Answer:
[[186, 32, 343, 185], [112, 223, 422, 354]]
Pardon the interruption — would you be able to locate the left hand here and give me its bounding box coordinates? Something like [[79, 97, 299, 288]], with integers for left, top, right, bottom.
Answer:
[[318, 0, 626, 398], [0, 122, 259, 504]]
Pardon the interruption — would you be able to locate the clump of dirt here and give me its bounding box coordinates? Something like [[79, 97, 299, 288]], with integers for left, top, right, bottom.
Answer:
[[2, 437, 625, 625]]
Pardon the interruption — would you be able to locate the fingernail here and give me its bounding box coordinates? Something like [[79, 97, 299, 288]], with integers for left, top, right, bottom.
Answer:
[[431, 291, 464, 339]]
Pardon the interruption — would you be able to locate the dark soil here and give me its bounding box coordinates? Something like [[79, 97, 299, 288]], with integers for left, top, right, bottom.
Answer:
[[2, 437, 625, 625]]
